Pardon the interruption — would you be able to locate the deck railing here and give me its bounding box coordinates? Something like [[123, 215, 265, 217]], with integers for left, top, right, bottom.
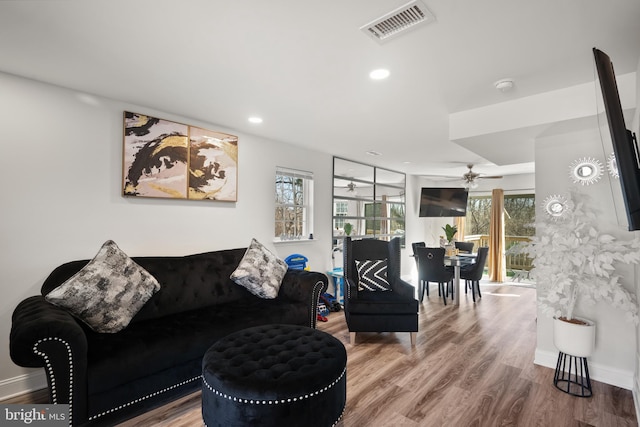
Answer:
[[463, 234, 533, 273]]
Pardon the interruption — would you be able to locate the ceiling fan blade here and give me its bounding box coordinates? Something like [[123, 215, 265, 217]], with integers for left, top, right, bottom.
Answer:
[[479, 175, 504, 179]]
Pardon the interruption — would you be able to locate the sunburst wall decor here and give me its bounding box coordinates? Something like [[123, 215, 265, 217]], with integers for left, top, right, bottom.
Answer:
[[569, 157, 603, 186], [542, 194, 572, 220]]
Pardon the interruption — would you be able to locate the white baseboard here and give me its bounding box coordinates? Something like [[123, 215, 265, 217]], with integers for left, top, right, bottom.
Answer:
[[0, 369, 47, 401], [535, 349, 633, 390]]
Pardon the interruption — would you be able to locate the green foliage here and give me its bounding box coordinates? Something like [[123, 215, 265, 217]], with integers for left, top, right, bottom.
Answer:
[[343, 222, 352, 236], [442, 224, 458, 242]]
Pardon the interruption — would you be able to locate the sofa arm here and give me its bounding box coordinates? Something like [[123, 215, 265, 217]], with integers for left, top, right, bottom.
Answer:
[[278, 270, 328, 328], [279, 270, 328, 302], [10, 296, 89, 423]]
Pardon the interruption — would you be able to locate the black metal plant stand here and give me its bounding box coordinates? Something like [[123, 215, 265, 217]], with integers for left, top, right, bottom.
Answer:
[[553, 351, 593, 397]]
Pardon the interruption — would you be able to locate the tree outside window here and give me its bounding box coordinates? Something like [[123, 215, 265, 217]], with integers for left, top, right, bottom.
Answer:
[[466, 194, 535, 237], [275, 167, 313, 240]]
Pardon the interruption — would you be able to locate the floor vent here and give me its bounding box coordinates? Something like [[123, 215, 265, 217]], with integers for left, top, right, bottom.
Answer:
[[360, 0, 435, 43]]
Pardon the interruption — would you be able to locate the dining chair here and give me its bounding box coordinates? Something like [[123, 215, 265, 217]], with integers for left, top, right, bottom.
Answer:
[[411, 241, 426, 274], [455, 241, 474, 254], [411, 241, 426, 255], [412, 241, 439, 297], [460, 246, 489, 302], [415, 247, 454, 305]]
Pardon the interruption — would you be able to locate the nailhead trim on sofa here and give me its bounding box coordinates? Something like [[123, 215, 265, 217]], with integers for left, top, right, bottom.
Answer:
[[33, 337, 74, 426], [310, 280, 325, 326], [87, 376, 201, 421]]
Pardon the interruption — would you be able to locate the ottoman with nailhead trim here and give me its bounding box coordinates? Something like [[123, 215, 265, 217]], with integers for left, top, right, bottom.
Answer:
[[202, 324, 347, 427]]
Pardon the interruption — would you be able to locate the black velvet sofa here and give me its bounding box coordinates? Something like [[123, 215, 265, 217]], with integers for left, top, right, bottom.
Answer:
[[10, 247, 328, 427]]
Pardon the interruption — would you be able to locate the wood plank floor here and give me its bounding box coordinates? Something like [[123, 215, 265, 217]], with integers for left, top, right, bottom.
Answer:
[[4, 283, 637, 426]]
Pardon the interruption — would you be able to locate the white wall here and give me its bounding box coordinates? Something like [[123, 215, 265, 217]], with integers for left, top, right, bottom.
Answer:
[[0, 72, 334, 397], [534, 126, 638, 388]]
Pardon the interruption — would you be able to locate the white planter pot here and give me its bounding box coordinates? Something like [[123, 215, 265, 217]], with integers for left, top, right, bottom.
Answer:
[[553, 317, 596, 358]]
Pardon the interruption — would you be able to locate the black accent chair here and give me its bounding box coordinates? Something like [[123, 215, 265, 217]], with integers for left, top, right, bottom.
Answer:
[[461, 246, 489, 302], [455, 241, 475, 253], [416, 247, 454, 305], [343, 237, 419, 345]]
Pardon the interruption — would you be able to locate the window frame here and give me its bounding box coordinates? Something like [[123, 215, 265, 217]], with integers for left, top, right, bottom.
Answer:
[[275, 166, 314, 241]]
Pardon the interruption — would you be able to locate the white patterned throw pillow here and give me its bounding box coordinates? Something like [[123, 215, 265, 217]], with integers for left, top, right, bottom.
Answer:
[[355, 259, 391, 291], [230, 238, 288, 299], [45, 240, 161, 333]]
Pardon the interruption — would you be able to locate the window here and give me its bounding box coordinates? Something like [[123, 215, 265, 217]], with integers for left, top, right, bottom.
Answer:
[[275, 167, 313, 240], [466, 196, 491, 236], [464, 192, 535, 277], [333, 201, 348, 229], [332, 157, 405, 248], [504, 194, 536, 237], [465, 193, 535, 237]]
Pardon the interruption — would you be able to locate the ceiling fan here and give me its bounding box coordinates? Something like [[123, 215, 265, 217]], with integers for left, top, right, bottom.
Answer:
[[462, 164, 503, 188], [334, 179, 359, 194]]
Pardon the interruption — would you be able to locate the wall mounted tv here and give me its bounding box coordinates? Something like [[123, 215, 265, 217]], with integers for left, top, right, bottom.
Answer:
[[419, 187, 469, 217], [593, 47, 640, 231]]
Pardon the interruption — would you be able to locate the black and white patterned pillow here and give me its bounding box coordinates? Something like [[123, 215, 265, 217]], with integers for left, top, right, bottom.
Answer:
[[45, 240, 161, 333], [355, 259, 391, 291], [230, 238, 288, 299]]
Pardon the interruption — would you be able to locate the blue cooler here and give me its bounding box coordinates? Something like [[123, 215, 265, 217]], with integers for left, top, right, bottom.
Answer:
[[285, 254, 309, 270]]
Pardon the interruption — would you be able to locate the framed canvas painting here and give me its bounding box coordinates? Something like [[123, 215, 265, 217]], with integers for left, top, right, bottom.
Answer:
[[188, 126, 238, 201], [122, 111, 238, 201]]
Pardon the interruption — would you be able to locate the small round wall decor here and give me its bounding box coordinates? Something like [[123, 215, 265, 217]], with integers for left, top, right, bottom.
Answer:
[[569, 157, 603, 185], [542, 194, 571, 220], [606, 153, 619, 179]]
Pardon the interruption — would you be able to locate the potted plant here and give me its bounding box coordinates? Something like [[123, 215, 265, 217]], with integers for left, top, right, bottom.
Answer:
[[442, 224, 458, 243], [520, 191, 640, 357], [343, 222, 353, 236], [441, 224, 458, 256]]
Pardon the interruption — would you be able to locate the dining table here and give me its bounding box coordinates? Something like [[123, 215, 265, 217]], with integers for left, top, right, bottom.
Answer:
[[443, 253, 476, 305]]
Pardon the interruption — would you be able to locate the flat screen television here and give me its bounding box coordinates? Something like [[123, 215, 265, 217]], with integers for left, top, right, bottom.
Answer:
[[593, 47, 640, 231], [419, 187, 468, 217]]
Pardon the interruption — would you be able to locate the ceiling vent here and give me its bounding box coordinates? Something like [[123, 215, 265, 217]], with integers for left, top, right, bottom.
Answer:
[[360, 0, 435, 43]]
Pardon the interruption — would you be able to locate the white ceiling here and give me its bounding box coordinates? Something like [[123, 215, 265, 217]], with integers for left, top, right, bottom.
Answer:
[[1, 0, 639, 180]]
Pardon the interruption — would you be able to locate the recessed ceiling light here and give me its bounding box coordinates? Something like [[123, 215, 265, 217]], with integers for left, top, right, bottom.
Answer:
[[369, 69, 390, 80], [494, 79, 514, 92], [248, 116, 263, 124]]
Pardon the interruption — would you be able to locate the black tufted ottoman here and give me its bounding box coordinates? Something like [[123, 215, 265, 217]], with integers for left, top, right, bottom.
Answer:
[[202, 324, 347, 427]]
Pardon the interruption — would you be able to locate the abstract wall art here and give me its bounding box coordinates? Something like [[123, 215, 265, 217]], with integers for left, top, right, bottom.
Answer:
[[123, 111, 238, 201]]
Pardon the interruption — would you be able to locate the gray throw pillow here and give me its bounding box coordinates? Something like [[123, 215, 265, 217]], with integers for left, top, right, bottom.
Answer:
[[45, 240, 161, 333], [355, 259, 391, 291], [230, 238, 288, 299]]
